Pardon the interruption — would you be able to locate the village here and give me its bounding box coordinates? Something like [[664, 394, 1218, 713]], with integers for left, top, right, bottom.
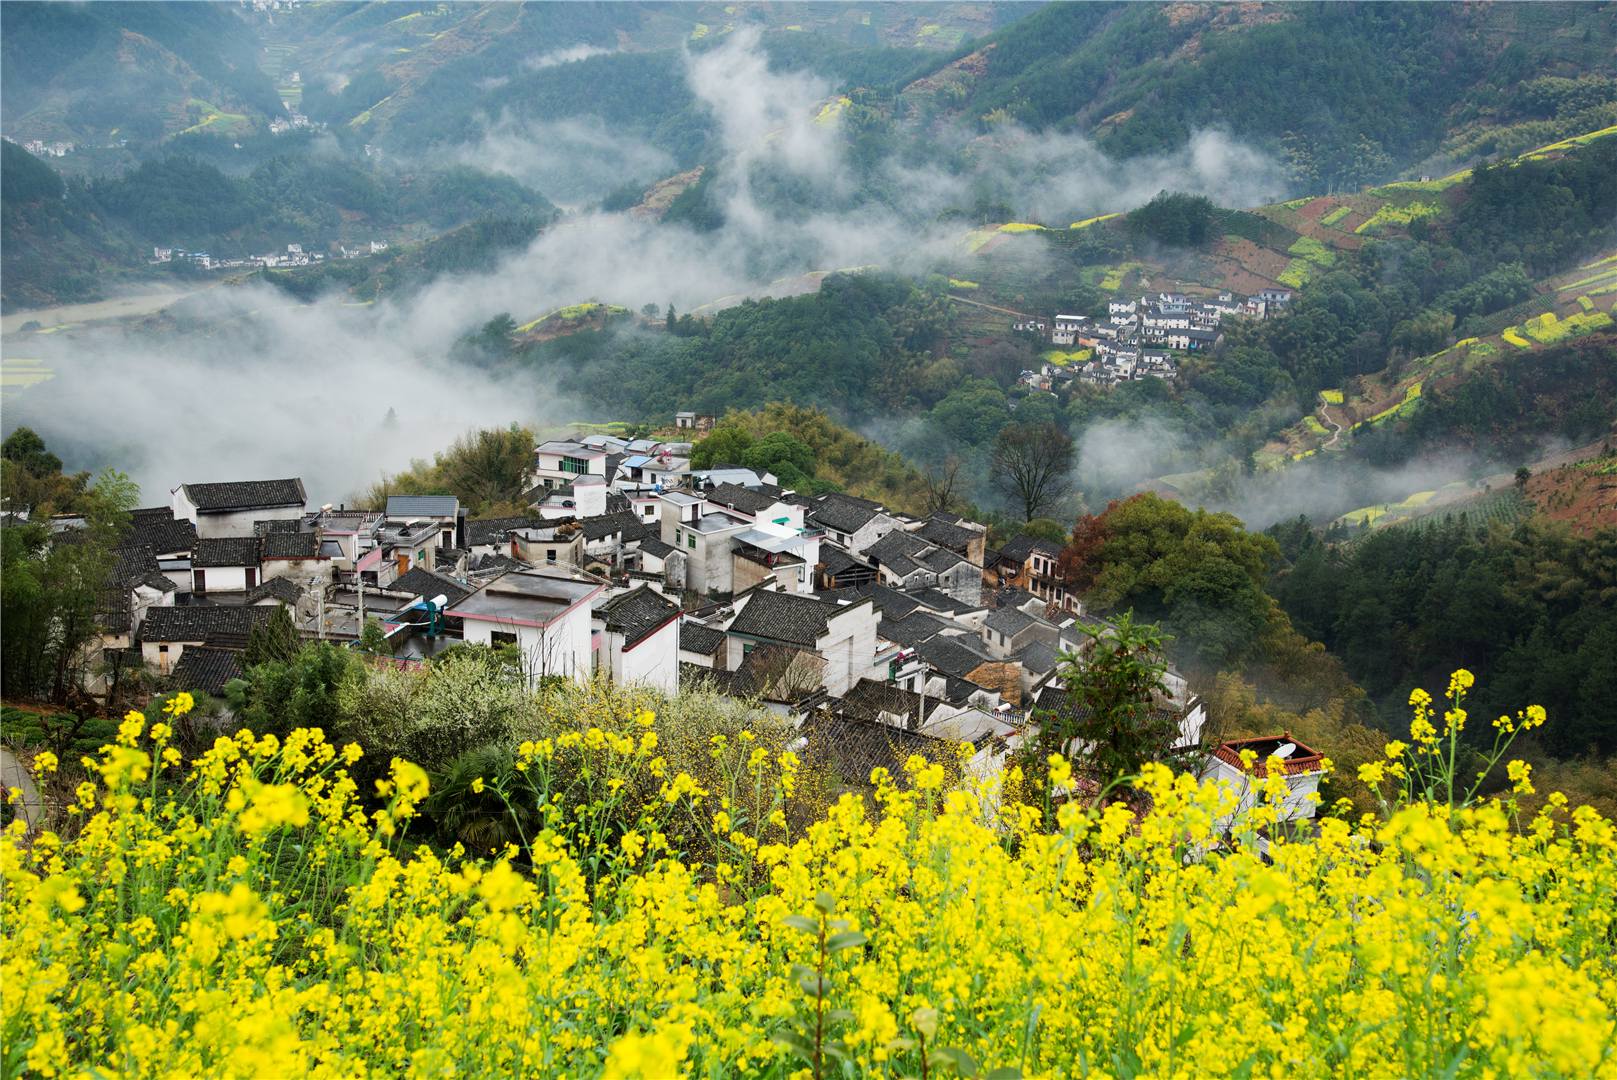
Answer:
[[38, 428, 1324, 825], [148, 239, 389, 271], [1013, 286, 1293, 392]]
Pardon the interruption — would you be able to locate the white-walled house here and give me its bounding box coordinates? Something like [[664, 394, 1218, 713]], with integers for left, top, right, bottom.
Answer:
[[190, 537, 262, 595], [660, 491, 752, 596], [140, 606, 276, 676], [172, 479, 306, 539], [532, 441, 609, 493], [1199, 734, 1326, 826], [384, 495, 461, 549], [446, 567, 604, 686], [594, 585, 681, 694], [722, 589, 877, 697], [807, 493, 902, 553]]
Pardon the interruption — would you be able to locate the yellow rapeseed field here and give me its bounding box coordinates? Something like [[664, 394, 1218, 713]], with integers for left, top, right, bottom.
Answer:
[[3, 678, 1615, 1078]]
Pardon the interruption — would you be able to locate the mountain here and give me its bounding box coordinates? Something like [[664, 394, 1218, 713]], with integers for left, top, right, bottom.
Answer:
[[0, 3, 282, 147], [1, 140, 557, 312], [899, 2, 1617, 187]]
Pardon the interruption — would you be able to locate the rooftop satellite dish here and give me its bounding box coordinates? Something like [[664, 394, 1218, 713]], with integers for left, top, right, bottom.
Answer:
[[1273, 742, 1297, 759]]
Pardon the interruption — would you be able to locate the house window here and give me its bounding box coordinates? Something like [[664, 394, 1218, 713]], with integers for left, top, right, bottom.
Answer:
[[547, 548, 557, 562], [675, 529, 683, 544], [560, 456, 589, 475], [158, 644, 170, 675], [244, 568, 257, 589], [687, 535, 696, 549], [193, 569, 206, 593], [491, 631, 518, 647]]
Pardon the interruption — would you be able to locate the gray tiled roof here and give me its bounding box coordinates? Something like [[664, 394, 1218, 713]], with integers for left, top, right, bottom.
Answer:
[[985, 606, 1039, 638], [817, 544, 874, 579], [245, 577, 303, 605], [1015, 639, 1064, 675], [916, 635, 993, 680], [998, 534, 1064, 564], [877, 610, 953, 647], [679, 622, 726, 655], [465, 516, 542, 548], [192, 537, 261, 568], [807, 493, 884, 535], [581, 511, 648, 543], [799, 713, 954, 788], [171, 646, 244, 695], [727, 589, 839, 648], [841, 678, 925, 727], [261, 531, 320, 559], [599, 586, 680, 647], [389, 567, 471, 606], [706, 483, 779, 517], [181, 479, 305, 513], [639, 536, 676, 560], [142, 605, 275, 643], [122, 509, 197, 555], [916, 515, 978, 553], [253, 519, 303, 536]]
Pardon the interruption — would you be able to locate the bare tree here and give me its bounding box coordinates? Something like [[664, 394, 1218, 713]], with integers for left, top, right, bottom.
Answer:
[[923, 456, 963, 515], [991, 422, 1075, 521]]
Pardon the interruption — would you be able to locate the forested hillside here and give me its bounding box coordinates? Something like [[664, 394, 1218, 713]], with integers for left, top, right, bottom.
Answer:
[[903, 3, 1617, 185], [0, 141, 556, 311]]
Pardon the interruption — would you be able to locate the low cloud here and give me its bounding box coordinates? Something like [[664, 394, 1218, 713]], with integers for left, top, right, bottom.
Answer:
[[455, 114, 675, 208], [524, 44, 616, 70]]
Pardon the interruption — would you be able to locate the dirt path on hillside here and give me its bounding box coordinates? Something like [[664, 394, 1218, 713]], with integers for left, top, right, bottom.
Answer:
[[947, 293, 1038, 319], [1318, 404, 1345, 448]]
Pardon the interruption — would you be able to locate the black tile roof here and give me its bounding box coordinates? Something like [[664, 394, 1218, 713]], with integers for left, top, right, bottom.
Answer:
[[389, 567, 471, 606], [261, 531, 320, 559], [142, 605, 275, 643], [120, 510, 197, 556], [706, 482, 778, 517], [863, 529, 929, 566], [253, 519, 303, 536], [181, 479, 305, 513], [998, 534, 1064, 564], [916, 515, 979, 554], [878, 610, 954, 647], [727, 589, 841, 648], [985, 606, 1039, 638], [599, 586, 680, 647], [639, 537, 676, 560], [807, 493, 885, 535], [171, 646, 244, 696], [1015, 639, 1063, 674], [679, 622, 726, 655], [864, 584, 921, 620], [581, 511, 648, 543], [916, 635, 993, 681], [841, 678, 926, 727], [465, 516, 542, 548], [192, 537, 261, 568], [817, 544, 874, 579], [798, 713, 954, 788], [244, 577, 303, 606], [907, 587, 974, 615]]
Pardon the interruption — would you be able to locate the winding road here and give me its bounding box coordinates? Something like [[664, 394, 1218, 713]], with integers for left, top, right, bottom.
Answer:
[[1317, 404, 1345, 449]]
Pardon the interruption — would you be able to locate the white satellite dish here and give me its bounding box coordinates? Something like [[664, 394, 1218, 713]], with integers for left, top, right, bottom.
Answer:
[[1273, 742, 1297, 759]]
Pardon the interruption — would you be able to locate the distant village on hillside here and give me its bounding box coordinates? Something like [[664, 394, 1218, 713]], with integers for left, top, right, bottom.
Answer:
[[16, 430, 1325, 820], [1013, 286, 1292, 391]]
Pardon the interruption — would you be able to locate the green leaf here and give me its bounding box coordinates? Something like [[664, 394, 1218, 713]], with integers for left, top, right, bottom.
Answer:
[[781, 914, 820, 935], [770, 1031, 816, 1062], [813, 891, 837, 914], [986, 1069, 1025, 1080], [826, 930, 868, 953], [797, 971, 828, 998], [826, 1008, 855, 1024], [932, 1047, 980, 1077]]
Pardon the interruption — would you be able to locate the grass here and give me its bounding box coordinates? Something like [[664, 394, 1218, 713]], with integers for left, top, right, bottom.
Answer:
[[1041, 348, 1092, 367], [1319, 389, 1344, 405], [1278, 260, 1314, 289], [1502, 327, 1532, 348], [1320, 206, 1353, 227], [998, 222, 1047, 234], [177, 99, 250, 137], [948, 278, 979, 290]]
